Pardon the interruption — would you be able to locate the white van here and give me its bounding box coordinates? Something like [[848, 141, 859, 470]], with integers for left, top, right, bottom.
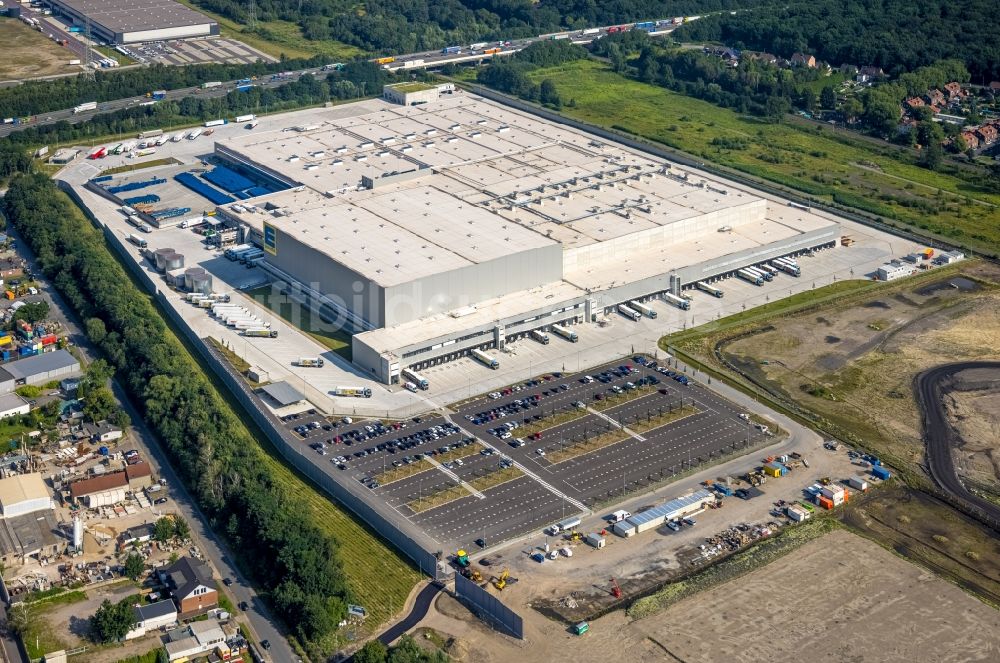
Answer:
[[404, 381, 418, 393]]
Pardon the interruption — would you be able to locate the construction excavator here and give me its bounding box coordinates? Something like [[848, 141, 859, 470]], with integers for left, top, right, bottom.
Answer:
[[610, 577, 623, 599], [461, 567, 483, 583], [493, 569, 510, 591]]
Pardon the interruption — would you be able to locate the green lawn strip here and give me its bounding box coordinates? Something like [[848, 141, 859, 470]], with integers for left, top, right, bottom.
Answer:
[[476, 58, 1000, 253], [515, 407, 589, 437], [100, 158, 180, 176], [627, 404, 700, 434], [591, 385, 655, 411], [627, 518, 839, 620], [407, 466, 524, 514], [547, 429, 630, 464], [245, 285, 352, 360]]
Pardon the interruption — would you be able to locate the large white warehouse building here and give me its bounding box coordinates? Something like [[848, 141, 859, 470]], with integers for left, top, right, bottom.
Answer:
[[213, 86, 840, 383], [49, 0, 219, 44]]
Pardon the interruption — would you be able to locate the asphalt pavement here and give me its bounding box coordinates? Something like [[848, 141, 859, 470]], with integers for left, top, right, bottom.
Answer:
[[916, 361, 1000, 523]]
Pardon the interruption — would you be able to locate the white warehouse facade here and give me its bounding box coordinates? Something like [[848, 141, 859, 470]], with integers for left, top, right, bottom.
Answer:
[[212, 88, 840, 383]]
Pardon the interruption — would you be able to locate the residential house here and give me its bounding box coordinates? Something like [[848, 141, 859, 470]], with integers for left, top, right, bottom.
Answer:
[[839, 63, 859, 77], [118, 522, 155, 549], [158, 556, 218, 617], [790, 52, 816, 68], [82, 421, 122, 444], [859, 66, 885, 78], [743, 51, 778, 65], [905, 97, 925, 110], [125, 599, 178, 640], [977, 124, 998, 146], [926, 89, 946, 107], [943, 81, 965, 99], [960, 131, 981, 150]]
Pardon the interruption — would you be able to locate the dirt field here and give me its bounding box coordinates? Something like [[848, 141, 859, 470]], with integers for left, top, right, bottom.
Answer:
[[712, 262, 1000, 474], [0, 18, 78, 81], [420, 528, 1000, 663], [945, 370, 1000, 490]]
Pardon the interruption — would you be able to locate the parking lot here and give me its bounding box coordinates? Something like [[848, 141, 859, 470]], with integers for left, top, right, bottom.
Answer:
[[271, 354, 769, 553], [132, 37, 277, 65]]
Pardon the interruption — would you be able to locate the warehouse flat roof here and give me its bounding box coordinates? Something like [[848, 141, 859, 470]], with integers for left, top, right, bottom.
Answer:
[[4, 350, 80, 380], [50, 0, 216, 33], [626, 489, 715, 529]]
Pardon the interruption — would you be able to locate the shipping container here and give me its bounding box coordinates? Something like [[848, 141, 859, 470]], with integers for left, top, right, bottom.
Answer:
[[204, 119, 227, 127], [235, 114, 256, 123], [872, 466, 891, 481], [847, 476, 868, 491]]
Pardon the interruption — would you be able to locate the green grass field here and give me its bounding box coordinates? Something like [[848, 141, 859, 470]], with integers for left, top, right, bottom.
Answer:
[[479, 59, 1000, 253]]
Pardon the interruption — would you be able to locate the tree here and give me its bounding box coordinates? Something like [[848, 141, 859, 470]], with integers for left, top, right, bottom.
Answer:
[[920, 140, 944, 170], [355, 640, 388, 663], [799, 87, 817, 113], [539, 79, 560, 108], [173, 516, 190, 541], [124, 552, 145, 581], [83, 385, 116, 423], [153, 517, 176, 542], [91, 598, 134, 643], [820, 85, 837, 109], [10, 301, 48, 325]]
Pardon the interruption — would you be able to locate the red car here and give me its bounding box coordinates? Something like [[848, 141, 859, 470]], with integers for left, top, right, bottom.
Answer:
[[532, 432, 542, 440]]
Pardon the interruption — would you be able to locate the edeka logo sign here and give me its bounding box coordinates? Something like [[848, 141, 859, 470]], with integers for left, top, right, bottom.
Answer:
[[263, 222, 277, 255]]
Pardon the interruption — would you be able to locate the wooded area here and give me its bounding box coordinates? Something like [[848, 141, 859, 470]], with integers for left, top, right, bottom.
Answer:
[[676, 0, 1000, 81], [1, 174, 354, 646], [192, 0, 763, 54]]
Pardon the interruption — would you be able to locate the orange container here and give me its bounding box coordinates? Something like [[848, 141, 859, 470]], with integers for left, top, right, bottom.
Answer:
[[818, 496, 834, 510]]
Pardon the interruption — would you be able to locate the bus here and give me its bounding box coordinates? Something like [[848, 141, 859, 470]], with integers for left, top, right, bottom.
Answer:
[[617, 304, 641, 321], [530, 329, 550, 344], [471, 348, 499, 369], [402, 368, 429, 390], [663, 293, 690, 311], [696, 281, 724, 298], [551, 324, 578, 342], [737, 268, 763, 285], [629, 300, 657, 319]]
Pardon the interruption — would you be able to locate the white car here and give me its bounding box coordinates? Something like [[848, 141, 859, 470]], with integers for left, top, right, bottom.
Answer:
[[536, 448, 546, 457]]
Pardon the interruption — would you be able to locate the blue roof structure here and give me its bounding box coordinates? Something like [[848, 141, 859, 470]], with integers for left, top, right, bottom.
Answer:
[[174, 172, 235, 205]]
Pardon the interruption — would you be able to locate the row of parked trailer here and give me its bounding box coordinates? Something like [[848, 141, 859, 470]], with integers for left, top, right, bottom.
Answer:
[[184, 293, 277, 337], [224, 244, 266, 267], [737, 257, 802, 286]]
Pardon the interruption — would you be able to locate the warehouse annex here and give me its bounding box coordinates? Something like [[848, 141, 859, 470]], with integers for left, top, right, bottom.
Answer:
[[211, 86, 840, 383]]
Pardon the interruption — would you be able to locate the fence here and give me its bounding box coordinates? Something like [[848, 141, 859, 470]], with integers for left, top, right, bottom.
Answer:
[[454, 572, 524, 639]]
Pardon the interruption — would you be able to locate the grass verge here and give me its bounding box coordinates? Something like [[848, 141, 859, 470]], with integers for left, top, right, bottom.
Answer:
[[407, 466, 524, 513], [548, 429, 630, 464], [516, 408, 588, 437], [591, 385, 655, 411], [13, 589, 88, 659], [628, 404, 700, 434], [100, 158, 180, 176], [245, 284, 353, 360], [628, 518, 839, 620]]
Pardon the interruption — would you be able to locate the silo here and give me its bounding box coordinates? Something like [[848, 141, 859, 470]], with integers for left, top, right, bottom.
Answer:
[[153, 248, 174, 272], [186, 267, 212, 294], [164, 252, 185, 271]]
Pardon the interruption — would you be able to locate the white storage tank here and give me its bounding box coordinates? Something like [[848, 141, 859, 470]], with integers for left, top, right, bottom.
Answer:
[[164, 252, 185, 271]]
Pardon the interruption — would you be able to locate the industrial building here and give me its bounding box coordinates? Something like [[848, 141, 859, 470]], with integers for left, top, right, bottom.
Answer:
[[47, 0, 219, 44], [0, 350, 81, 393], [613, 489, 715, 537], [0, 474, 53, 518], [211, 90, 840, 383], [0, 393, 30, 420], [877, 261, 915, 281]]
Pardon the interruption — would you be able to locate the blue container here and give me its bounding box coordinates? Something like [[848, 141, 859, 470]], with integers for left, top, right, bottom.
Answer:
[[872, 466, 890, 481], [99, 446, 109, 456]]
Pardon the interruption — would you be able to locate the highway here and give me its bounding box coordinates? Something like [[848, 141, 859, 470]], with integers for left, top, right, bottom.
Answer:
[[916, 361, 1000, 524], [0, 19, 682, 138]]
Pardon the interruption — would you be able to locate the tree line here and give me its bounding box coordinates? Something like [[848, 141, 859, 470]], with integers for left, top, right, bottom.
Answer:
[[675, 0, 1000, 82], [1, 63, 392, 153], [475, 40, 587, 107], [0, 57, 334, 119], [0, 173, 353, 646], [192, 0, 768, 55]]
